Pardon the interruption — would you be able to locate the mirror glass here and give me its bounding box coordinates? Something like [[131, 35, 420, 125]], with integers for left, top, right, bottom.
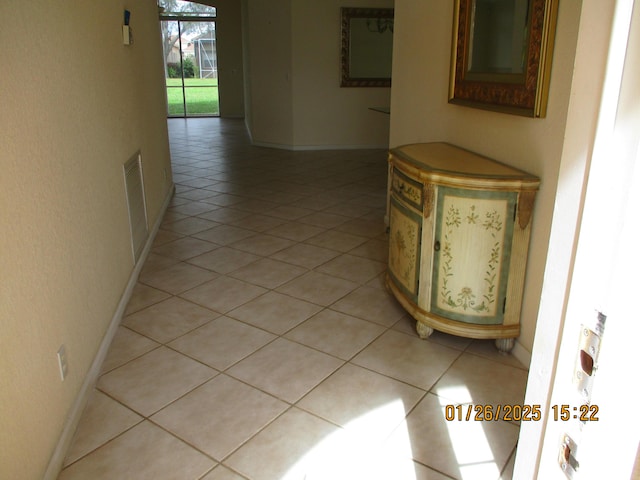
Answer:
[[467, 0, 529, 76], [341, 8, 394, 87]]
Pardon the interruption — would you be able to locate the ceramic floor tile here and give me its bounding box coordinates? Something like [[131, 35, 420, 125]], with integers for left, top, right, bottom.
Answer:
[[224, 407, 340, 480], [151, 375, 288, 461], [228, 233, 296, 256], [298, 363, 425, 442], [58, 421, 215, 480], [202, 193, 247, 207], [407, 463, 454, 480], [97, 347, 216, 416], [263, 221, 325, 241], [193, 224, 257, 245], [196, 207, 251, 224], [100, 326, 159, 374], [169, 316, 277, 370], [229, 257, 307, 289], [298, 211, 350, 228], [201, 466, 246, 480], [276, 271, 359, 306], [180, 276, 268, 313], [432, 353, 529, 410], [304, 229, 368, 252], [227, 291, 323, 335], [122, 296, 219, 344], [293, 195, 344, 211], [385, 393, 519, 480], [168, 201, 218, 216], [226, 406, 436, 480], [336, 217, 387, 238], [315, 254, 387, 284], [366, 272, 387, 290], [138, 261, 217, 294], [63, 390, 142, 466], [465, 339, 528, 370], [348, 238, 389, 262], [151, 236, 218, 260], [330, 285, 407, 327], [266, 205, 314, 220], [186, 246, 261, 274], [501, 452, 516, 480], [160, 216, 220, 236], [227, 338, 343, 403], [160, 210, 189, 224], [151, 229, 184, 247], [285, 309, 385, 360], [264, 191, 305, 205], [179, 177, 218, 188], [270, 243, 340, 269], [391, 316, 474, 351], [323, 202, 373, 218], [228, 213, 286, 232], [138, 252, 181, 277], [352, 330, 462, 390], [60, 120, 531, 479], [123, 283, 171, 316], [176, 187, 219, 201]]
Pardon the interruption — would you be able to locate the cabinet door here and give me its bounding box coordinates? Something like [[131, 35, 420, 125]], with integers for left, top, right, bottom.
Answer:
[[431, 187, 516, 325], [388, 195, 422, 302]]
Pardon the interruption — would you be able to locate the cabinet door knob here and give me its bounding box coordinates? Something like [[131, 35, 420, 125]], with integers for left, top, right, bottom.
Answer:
[[434, 240, 441, 251]]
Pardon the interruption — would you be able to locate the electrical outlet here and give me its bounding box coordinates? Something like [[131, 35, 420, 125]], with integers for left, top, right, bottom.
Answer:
[[57, 345, 68, 381]]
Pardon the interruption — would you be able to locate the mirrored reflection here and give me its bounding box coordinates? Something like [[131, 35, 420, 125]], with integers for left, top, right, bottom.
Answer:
[[468, 0, 530, 75]]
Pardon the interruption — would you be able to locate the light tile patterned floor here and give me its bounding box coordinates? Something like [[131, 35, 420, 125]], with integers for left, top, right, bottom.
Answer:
[[58, 118, 527, 480]]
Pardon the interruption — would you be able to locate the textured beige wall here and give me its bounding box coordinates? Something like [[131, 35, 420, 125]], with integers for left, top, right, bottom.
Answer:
[[291, 0, 393, 148], [0, 1, 172, 478], [244, 0, 295, 146], [389, 0, 583, 355], [245, 0, 393, 148]]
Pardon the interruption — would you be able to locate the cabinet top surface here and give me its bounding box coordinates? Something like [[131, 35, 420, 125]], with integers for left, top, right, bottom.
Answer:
[[390, 143, 540, 183]]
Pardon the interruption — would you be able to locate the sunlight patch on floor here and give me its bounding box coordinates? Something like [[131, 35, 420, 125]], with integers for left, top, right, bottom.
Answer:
[[283, 400, 417, 480], [438, 387, 502, 480]]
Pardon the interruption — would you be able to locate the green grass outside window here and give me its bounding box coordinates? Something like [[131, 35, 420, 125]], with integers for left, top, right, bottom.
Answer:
[[165, 78, 219, 116]]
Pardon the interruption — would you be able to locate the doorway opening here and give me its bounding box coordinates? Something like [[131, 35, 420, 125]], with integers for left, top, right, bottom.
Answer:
[[159, 2, 219, 117]]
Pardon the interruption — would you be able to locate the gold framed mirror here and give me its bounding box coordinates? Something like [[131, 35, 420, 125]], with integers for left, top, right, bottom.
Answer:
[[340, 7, 394, 87], [449, 0, 558, 117]]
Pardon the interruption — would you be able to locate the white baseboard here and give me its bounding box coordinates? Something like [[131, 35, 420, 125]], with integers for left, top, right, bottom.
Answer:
[[43, 184, 174, 480], [512, 340, 532, 369]]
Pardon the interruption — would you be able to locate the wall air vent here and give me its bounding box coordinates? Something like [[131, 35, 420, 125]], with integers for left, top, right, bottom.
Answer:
[[123, 152, 148, 264]]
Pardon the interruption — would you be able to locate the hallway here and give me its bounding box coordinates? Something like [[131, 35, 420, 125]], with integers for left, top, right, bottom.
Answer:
[[57, 118, 527, 479]]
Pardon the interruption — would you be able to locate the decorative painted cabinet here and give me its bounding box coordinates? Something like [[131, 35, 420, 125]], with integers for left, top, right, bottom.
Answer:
[[385, 143, 540, 352]]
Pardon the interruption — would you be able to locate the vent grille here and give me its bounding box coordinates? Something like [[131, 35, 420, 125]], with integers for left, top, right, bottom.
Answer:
[[123, 152, 148, 263]]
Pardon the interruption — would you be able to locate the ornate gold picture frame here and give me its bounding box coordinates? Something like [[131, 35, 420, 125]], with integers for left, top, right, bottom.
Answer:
[[340, 7, 394, 87], [449, 0, 559, 117]]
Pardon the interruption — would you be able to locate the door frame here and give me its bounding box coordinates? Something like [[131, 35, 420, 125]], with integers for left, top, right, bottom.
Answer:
[[160, 14, 219, 118], [515, 0, 640, 477]]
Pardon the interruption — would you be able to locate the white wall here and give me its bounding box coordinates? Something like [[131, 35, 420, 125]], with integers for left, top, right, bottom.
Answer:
[[389, 0, 584, 357], [0, 1, 172, 478], [244, 0, 294, 146], [244, 0, 393, 149], [291, 0, 393, 148]]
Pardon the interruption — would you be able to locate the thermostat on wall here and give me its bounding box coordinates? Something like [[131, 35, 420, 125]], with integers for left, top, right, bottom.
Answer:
[[123, 25, 132, 45]]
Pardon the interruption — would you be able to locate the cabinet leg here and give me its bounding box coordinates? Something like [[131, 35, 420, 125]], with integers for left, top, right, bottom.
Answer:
[[416, 321, 434, 339], [495, 338, 515, 354]]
